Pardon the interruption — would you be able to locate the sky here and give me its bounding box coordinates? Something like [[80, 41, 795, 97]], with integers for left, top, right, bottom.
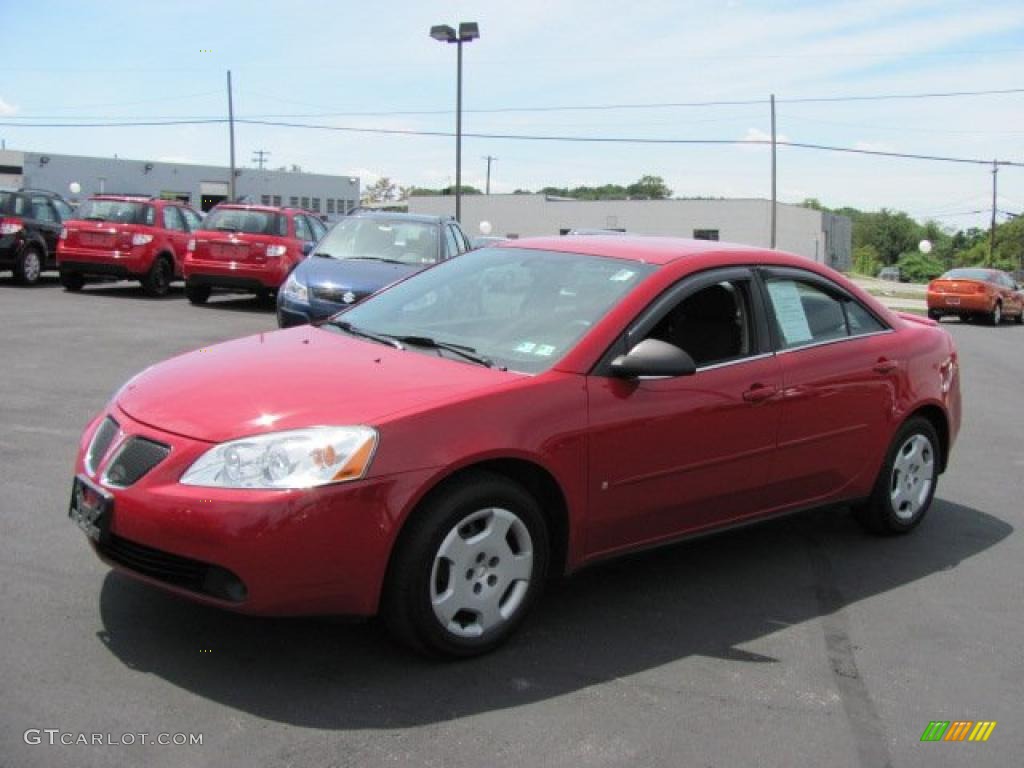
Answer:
[[2, 0, 1023, 231]]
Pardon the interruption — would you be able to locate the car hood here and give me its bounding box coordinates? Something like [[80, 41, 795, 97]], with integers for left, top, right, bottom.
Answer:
[[116, 326, 520, 442], [296, 255, 423, 295]]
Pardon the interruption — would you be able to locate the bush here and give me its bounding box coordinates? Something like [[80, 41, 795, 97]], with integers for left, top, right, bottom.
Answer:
[[852, 245, 882, 277], [895, 251, 944, 283]]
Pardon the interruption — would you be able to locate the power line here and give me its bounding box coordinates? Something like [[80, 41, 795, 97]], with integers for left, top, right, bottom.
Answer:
[[6, 86, 1024, 122], [3, 116, 1022, 168]]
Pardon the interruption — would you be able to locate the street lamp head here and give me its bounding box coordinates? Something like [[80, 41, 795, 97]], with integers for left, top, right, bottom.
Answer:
[[430, 24, 457, 43], [458, 22, 480, 42]]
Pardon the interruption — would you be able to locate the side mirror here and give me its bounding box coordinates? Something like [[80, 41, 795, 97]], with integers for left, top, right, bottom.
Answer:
[[301, 241, 315, 256], [610, 338, 697, 379]]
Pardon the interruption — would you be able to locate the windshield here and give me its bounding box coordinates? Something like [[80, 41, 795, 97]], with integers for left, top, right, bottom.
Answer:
[[200, 208, 286, 235], [314, 217, 440, 264], [72, 199, 152, 224], [332, 247, 656, 373], [940, 268, 995, 282]]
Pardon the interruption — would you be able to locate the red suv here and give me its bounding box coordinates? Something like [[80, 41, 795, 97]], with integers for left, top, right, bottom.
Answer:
[[182, 204, 324, 305], [58, 195, 203, 296]]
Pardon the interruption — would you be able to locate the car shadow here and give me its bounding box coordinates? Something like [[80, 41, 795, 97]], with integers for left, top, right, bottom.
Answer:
[[187, 295, 276, 314], [70, 282, 184, 301], [96, 499, 1009, 729]]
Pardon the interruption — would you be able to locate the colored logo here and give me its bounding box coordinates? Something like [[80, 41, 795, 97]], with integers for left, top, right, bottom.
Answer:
[[920, 721, 997, 742]]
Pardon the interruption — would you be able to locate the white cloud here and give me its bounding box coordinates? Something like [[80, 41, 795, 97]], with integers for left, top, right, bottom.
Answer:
[[741, 127, 790, 148], [0, 97, 18, 116]]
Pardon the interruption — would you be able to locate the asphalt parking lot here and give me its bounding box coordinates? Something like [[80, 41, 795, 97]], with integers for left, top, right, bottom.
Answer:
[[2, 275, 1021, 768]]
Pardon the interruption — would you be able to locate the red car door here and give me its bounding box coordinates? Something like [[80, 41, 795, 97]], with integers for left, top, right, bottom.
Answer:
[[161, 206, 190, 273], [758, 269, 898, 509], [585, 269, 783, 558]]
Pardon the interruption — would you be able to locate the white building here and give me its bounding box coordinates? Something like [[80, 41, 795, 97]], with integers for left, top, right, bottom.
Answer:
[[409, 194, 851, 270]]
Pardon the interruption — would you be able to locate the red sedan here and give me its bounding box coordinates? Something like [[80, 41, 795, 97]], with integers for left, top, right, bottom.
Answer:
[[71, 237, 961, 656]]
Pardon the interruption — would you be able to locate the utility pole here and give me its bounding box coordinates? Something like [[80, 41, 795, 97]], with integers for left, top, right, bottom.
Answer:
[[227, 70, 237, 201], [483, 155, 497, 194], [989, 160, 998, 267], [252, 149, 270, 170], [770, 93, 777, 249]]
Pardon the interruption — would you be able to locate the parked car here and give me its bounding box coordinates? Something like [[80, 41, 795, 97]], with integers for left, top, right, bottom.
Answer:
[[877, 266, 903, 282], [70, 236, 960, 657], [57, 195, 203, 296], [0, 188, 74, 285], [183, 204, 324, 305], [277, 212, 471, 327], [926, 267, 1024, 325], [469, 235, 508, 249]]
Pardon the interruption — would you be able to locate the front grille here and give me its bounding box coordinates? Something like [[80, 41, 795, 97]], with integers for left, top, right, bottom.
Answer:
[[85, 417, 119, 475], [312, 285, 363, 304], [103, 437, 170, 487], [99, 534, 247, 602]]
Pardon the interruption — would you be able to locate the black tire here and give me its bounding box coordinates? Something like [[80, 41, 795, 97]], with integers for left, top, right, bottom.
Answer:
[[256, 287, 275, 307], [383, 471, 550, 658], [142, 255, 173, 297], [854, 416, 940, 535], [927, 309, 942, 321], [59, 270, 85, 292], [185, 281, 211, 305], [988, 301, 1002, 326], [13, 246, 44, 286], [959, 314, 970, 323], [1014, 311, 1023, 325]]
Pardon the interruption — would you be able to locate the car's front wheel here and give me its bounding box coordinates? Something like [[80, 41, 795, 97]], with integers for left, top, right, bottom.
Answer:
[[855, 416, 940, 535], [59, 269, 84, 292], [384, 471, 549, 657], [989, 301, 1002, 326]]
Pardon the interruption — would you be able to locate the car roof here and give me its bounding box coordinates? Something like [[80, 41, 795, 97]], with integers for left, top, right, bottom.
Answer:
[[496, 235, 789, 267], [348, 211, 450, 225], [213, 203, 284, 213]]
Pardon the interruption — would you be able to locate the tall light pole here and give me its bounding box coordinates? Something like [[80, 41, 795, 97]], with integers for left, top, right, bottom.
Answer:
[[430, 21, 479, 223], [483, 155, 497, 194]]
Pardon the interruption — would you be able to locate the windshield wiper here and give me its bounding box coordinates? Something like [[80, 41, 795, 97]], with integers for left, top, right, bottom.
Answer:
[[394, 336, 495, 368], [324, 320, 404, 349], [346, 256, 405, 265]]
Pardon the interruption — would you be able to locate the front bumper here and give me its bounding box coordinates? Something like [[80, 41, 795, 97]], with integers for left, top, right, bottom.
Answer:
[[276, 295, 345, 327], [73, 407, 434, 616]]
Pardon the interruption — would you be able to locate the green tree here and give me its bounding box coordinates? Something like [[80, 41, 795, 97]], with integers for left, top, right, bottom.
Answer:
[[896, 251, 944, 282], [852, 244, 882, 276], [626, 175, 672, 199]]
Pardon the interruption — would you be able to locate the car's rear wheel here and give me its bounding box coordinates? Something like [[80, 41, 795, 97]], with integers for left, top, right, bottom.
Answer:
[[989, 301, 1002, 326], [854, 416, 939, 535], [383, 471, 549, 657], [14, 246, 43, 285], [185, 281, 211, 305], [1014, 309, 1023, 325], [142, 256, 173, 297], [59, 270, 84, 292], [927, 309, 942, 321]]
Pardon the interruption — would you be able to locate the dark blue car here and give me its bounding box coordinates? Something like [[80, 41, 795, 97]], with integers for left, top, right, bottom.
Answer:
[[276, 211, 473, 327]]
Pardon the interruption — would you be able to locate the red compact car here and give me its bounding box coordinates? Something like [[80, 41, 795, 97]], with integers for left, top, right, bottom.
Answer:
[[182, 204, 325, 304], [58, 195, 203, 296], [927, 267, 1024, 325], [71, 237, 961, 656]]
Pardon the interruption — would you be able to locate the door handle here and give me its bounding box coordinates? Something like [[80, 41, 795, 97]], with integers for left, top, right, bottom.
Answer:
[[873, 359, 898, 374], [743, 384, 777, 403]]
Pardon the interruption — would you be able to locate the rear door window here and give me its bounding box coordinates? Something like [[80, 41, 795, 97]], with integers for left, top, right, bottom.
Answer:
[[294, 215, 313, 242], [162, 206, 186, 231], [765, 276, 887, 349]]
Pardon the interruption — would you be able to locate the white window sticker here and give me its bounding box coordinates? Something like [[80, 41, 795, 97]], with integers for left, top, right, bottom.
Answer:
[[534, 344, 556, 357], [767, 281, 813, 345], [609, 269, 636, 282], [515, 341, 537, 353]]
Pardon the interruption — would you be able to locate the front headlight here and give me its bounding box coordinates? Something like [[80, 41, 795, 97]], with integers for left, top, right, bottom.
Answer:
[[180, 426, 377, 489], [282, 272, 308, 302]]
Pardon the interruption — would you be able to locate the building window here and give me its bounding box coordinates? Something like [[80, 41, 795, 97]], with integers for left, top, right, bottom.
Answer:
[[693, 229, 719, 241], [301, 196, 310, 209], [311, 197, 320, 212], [327, 199, 335, 214], [273, 195, 282, 206], [343, 199, 354, 213], [261, 195, 271, 205], [289, 196, 298, 207]]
